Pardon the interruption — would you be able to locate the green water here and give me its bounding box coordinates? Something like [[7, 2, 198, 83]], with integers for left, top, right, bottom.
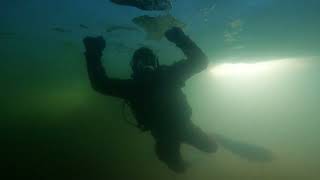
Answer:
[[1, 0, 320, 179]]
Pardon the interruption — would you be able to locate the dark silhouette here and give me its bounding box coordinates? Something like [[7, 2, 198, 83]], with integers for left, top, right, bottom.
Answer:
[[83, 27, 218, 173], [106, 25, 140, 33], [52, 27, 71, 33], [110, 0, 172, 11], [80, 24, 89, 29]]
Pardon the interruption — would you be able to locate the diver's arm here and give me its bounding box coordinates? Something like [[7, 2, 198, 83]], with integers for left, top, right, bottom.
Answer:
[[84, 36, 131, 98], [165, 27, 209, 80]]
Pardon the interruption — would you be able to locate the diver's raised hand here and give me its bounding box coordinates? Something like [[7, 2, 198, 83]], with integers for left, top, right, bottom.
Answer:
[[83, 36, 106, 54], [165, 27, 186, 44]]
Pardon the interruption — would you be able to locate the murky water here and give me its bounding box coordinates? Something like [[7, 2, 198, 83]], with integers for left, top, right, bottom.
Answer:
[[1, 0, 319, 179]]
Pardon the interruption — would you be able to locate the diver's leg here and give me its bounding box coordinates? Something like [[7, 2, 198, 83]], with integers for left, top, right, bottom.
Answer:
[[155, 140, 186, 173], [182, 123, 218, 153]]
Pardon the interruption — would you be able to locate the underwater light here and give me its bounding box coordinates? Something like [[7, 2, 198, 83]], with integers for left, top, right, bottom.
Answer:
[[210, 59, 300, 77]]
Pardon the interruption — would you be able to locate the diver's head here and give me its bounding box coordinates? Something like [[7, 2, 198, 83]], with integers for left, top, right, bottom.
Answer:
[[131, 47, 159, 78]]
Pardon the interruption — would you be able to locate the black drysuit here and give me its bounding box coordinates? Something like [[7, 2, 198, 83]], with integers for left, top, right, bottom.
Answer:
[[84, 34, 217, 172]]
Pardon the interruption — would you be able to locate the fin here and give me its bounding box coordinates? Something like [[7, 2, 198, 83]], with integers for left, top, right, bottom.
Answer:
[[212, 133, 274, 162]]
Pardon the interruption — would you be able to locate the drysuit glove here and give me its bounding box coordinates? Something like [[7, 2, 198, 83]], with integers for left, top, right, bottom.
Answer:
[[83, 36, 106, 56], [165, 27, 187, 44]]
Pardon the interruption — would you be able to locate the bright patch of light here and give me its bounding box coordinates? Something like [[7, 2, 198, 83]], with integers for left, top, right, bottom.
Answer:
[[210, 58, 302, 77]]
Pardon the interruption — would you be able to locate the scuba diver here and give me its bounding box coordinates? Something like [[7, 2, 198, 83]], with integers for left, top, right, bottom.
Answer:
[[83, 27, 218, 173]]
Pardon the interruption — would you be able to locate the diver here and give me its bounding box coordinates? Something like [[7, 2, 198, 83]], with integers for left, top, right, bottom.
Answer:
[[83, 27, 218, 173]]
